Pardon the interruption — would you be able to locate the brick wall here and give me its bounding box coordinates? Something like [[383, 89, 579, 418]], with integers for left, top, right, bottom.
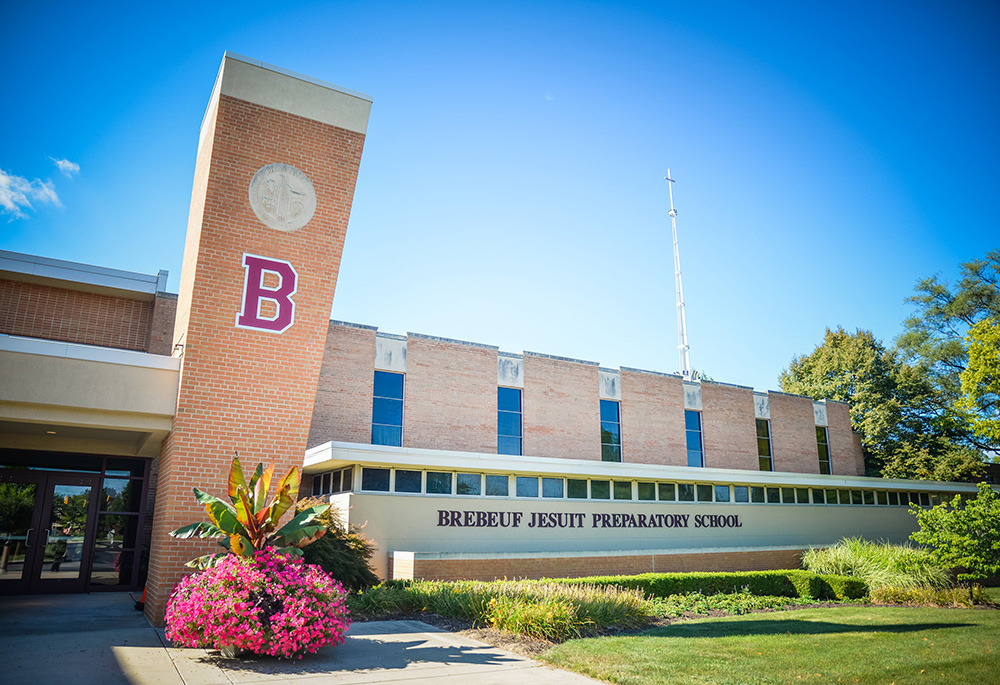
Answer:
[[393, 548, 806, 581], [523, 353, 600, 460], [769, 392, 820, 474], [404, 335, 498, 453], [0, 278, 155, 351], [827, 401, 865, 476], [308, 322, 377, 448], [148, 293, 177, 355], [701, 383, 758, 470], [620, 369, 685, 466], [146, 74, 367, 624]]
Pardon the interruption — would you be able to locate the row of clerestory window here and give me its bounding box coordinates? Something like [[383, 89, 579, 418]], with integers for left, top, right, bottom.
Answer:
[[311, 464, 957, 509]]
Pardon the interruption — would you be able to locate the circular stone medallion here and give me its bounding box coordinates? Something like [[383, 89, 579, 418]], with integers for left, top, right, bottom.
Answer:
[[248, 163, 317, 232]]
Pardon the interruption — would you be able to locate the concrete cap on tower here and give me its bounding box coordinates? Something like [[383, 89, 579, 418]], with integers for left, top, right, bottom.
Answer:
[[199, 52, 372, 149]]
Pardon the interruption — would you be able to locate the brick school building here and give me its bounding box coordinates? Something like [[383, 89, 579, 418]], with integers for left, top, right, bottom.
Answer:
[[0, 54, 985, 624]]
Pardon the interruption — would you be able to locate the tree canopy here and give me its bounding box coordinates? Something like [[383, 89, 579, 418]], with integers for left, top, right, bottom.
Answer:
[[959, 318, 1000, 443], [895, 250, 1000, 453], [778, 327, 982, 480], [781, 252, 998, 481]]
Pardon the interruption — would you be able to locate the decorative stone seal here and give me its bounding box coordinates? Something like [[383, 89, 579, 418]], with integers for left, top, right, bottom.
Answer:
[[248, 163, 316, 232]]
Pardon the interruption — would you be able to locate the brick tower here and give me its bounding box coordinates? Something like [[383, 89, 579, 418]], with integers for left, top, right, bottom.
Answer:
[[145, 53, 371, 623]]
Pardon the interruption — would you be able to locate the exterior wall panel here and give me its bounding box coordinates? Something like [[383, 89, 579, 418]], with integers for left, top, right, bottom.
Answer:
[[522, 353, 600, 460], [403, 335, 497, 453], [827, 401, 865, 476], [620, 369, 685, 465], [0, 278, 154, 352], [308, 322, 377, 448], [701, 383, 758, 470], [769, 392, 821, 474]]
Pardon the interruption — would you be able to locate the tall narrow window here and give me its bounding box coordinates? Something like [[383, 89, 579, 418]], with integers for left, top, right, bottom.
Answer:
[[372, 371, 403, 446], [497, 387, 522, 455], [685, 410, 704, 467], [756, 419, 773, 471], [816, 426, 831, 474], [600, 399, 621, 462]]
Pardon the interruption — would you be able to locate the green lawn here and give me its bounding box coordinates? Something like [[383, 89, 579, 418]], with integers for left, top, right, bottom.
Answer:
[[541, 606, 1000, 684]]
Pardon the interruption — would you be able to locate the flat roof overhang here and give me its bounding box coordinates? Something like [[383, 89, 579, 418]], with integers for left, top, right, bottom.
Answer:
[[0, 334, 180, 457], [304, 441, 987, 494]]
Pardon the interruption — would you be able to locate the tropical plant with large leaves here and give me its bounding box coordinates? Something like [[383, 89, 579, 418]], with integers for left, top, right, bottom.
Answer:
[[170, 455, 328, 569]]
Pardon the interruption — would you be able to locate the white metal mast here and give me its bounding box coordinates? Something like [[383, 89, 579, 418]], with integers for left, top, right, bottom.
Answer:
[[666, 169, 692, 379]]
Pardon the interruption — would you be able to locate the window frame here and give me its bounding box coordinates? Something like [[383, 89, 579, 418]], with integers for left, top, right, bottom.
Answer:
[[497, 386, 523, 456], [372, 370, 404, 447], [600, 399, 622, 462]]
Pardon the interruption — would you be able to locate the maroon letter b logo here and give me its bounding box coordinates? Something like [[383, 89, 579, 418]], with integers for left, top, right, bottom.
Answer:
[[235, 253, 298, 333]]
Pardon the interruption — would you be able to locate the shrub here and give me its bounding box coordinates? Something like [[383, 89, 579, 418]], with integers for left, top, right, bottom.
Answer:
[[547, 570, 866, 600], [649, 590, 819, 618], [296, 497, 379, 592], [870, 584, 990, 608], [802, 537, 951, 589], [165, 549, 350, 659]]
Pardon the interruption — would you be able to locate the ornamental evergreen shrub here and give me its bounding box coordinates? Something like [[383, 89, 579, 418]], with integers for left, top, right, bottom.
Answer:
[[165, 549, 350, 659], [296, 497, 379, 592], [546, 570, 866, 600]]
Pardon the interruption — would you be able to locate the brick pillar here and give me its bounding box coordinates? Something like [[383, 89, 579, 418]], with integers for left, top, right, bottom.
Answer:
[[145, 53, 371, 624]]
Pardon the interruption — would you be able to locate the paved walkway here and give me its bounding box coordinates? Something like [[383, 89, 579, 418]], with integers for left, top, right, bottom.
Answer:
[[0, 593, 600, 684]]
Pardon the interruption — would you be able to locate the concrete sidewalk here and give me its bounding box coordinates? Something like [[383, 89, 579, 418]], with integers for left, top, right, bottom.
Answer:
[[0, 593, 600, 684]]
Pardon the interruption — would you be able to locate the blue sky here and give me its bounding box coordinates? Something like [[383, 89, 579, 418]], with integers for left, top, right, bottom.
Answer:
[[2, 1, 997, 393]]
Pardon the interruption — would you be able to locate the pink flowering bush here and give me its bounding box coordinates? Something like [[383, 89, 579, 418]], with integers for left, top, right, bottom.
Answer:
[[165, 549, 350, 659]]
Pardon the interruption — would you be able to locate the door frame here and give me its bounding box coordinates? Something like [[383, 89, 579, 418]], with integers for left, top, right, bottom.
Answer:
[[0, 470, 101, 594]]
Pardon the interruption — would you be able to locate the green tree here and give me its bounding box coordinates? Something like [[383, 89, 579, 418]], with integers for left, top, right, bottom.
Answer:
[[958, 318, 1000, 443], [895, 251, 1000, 453], [910, 483, 1000, 600], [780, 328, 984, 481]]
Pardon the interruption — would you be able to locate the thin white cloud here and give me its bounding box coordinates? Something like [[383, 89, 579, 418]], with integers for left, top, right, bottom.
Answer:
[[50, 157, 80, 177], [0, 169, 62, 220]]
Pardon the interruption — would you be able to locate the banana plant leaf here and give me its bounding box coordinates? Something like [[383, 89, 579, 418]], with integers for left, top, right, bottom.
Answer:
[[227, 458, 246, 504], [170, 521, 226, 539], [266, 483, 295, 529], [184, 552, 229, 570], [273, 522, 327, 548], [194, 488, 248, 539], [252, 463, 274, 514]]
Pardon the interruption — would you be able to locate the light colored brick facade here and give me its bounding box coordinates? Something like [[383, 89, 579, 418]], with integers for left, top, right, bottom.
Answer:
[[769, 392, 822, 474], [827, 401, 866, 476], [522, 353, 601, 461], [701, 382, 758, 470], [619, 368, 686, 466], [308, 322, 377, 448], [403, 334, 498, 453]]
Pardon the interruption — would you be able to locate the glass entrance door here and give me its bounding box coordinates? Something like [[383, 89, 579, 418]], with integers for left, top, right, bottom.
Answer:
[[0, 471, 99, 594]]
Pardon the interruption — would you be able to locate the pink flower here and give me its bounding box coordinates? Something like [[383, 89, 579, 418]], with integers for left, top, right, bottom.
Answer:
[[165, 548, 350, 659]]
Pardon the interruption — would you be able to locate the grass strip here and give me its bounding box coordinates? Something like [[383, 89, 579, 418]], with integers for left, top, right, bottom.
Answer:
[[541, 605, 1000, 684]]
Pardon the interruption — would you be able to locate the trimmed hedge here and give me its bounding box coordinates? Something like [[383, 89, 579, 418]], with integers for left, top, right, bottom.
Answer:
[[544, 570, 866, 601]]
